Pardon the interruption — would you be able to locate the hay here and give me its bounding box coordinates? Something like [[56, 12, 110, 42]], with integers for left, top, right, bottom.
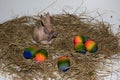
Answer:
[[0, 13, 120, 80]]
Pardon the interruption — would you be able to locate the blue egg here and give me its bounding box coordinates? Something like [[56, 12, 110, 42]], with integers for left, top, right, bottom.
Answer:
[[23, 51, 33, 59], [23, 47, 37, 59], [59, 63, 70, 72]]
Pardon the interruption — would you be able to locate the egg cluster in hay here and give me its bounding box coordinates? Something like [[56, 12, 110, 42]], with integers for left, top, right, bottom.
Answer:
[[0, 13, 120, 80]]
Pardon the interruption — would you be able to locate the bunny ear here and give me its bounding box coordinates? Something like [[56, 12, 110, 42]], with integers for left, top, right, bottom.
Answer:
[[47, 12, 49, 15], [44, 12, 50, 17], [40, 15, 46, 26], [41, 12, 53, 33], [40, 15, 45, 21]]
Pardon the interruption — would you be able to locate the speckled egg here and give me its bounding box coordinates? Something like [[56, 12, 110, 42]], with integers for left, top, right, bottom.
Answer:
[[85, 40, 98, 53], [35, 49, 48, 63], [74, 35, 88, 45], [23, 46, 38, 59], [74, 42, 86, 54], [57, 56, 70, 72]]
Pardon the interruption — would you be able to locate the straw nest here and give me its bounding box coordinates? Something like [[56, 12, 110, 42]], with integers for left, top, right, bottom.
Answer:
[[0, 13, 120, 80]]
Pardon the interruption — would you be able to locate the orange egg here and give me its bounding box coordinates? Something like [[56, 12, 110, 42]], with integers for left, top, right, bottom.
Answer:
[[85, 40, 98, 53], [35, 49, 48, 63], [35, 53, 46, 62]]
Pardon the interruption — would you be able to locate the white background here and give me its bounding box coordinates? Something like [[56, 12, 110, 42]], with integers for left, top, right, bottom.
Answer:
[[0, 0, 120, 80]]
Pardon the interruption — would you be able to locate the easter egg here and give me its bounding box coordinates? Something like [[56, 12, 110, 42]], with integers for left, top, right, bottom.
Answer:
[[23, 46, 37, 59], [85, 40, 98, 53], [35, 49, 48, 63], [57, 56, 70, 72], [74, 42, 86, 54], [74, 35, 88, 45]]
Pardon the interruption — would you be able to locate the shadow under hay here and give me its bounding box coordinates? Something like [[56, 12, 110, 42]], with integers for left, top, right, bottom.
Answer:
[[0, 13, 120, 80]]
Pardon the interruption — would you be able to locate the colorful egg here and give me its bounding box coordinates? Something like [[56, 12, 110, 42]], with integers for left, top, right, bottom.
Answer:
[[57, 56, 70, 72], [23, 46, 37, 59], [85, 40, 98, 53], [74, 35, 88, 45], [74, 42, 86, 54], [35, 49, 48, 63]]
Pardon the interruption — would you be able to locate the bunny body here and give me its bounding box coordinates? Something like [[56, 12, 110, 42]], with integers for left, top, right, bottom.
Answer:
[[32, 13, 57, 44]]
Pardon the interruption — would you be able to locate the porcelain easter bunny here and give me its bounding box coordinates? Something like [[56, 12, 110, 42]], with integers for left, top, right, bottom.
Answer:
[[32, 12, 57, 44]]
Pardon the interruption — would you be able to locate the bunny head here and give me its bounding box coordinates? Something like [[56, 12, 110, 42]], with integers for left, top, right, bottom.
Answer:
[[41, 12, 57, 41], [40, 12, 53, 34]]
